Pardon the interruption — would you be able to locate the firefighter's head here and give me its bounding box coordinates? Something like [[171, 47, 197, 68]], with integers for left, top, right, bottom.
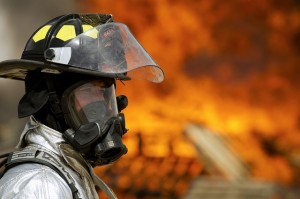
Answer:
[[0, 14, 164, 166]]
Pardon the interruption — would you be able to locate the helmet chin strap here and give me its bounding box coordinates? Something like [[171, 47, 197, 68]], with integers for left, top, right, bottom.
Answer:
[[90, 171, 118, 199]]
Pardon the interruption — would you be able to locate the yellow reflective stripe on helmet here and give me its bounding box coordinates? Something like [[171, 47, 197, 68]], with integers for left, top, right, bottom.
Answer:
[[33, 25, 51, 42], [56, 25, 76, 41], [82, 24, 98, 39], [82, 24, 93, 32]]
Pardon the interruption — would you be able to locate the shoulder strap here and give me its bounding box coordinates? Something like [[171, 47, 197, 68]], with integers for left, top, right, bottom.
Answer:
[[3, 150, 81, 199]]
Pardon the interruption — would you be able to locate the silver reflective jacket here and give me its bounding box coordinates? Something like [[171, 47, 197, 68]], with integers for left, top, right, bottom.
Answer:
[[0, 117, 99, 199]]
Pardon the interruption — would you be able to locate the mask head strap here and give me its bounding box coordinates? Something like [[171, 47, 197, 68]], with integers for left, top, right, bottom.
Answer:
[[44, 74, 65, 131]]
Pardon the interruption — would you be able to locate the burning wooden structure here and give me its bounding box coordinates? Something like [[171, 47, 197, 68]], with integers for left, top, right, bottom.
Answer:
[[183, 124, 295, 199]]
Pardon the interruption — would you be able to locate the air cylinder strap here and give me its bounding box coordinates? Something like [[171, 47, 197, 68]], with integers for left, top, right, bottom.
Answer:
[[5, 150, 81, 199]]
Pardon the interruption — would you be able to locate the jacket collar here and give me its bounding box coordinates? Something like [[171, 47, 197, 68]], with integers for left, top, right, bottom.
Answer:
[[15, 117, 99, 198], [16, 116, 65, 155]]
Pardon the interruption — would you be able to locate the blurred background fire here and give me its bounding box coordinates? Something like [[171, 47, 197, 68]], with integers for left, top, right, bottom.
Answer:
[[1, 0, 300, 198]]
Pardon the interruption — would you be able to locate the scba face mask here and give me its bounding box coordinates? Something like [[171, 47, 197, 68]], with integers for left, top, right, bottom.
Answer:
[[61, 79, 128, 166]]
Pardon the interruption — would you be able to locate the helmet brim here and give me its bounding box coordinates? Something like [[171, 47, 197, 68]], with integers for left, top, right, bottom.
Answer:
[[0, 59, 131, 81]]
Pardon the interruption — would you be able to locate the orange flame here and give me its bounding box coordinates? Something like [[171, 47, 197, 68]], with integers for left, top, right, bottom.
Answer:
[[83, 0, 300, 185]]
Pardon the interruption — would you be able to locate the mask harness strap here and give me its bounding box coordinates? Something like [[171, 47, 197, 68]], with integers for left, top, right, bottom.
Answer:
[[44, 74, 65, 130]]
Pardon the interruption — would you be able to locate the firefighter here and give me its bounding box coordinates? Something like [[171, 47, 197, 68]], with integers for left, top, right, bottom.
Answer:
[[0, 14, 164, 199]]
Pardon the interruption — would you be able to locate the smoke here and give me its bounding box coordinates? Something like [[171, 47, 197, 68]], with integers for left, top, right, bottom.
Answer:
[[0, 0, 78, 151]]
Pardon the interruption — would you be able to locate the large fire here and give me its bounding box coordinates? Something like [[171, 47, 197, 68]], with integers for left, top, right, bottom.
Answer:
[[82, 0, 300, 194]]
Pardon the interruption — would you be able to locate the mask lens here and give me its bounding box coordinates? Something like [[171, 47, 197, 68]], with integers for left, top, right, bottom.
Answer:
[[65, 80, 118, 129]]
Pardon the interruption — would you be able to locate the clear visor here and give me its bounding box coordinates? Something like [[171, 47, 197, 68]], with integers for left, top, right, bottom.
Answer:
[[65, 80, 118, 129], [45, 22, 164, 83]]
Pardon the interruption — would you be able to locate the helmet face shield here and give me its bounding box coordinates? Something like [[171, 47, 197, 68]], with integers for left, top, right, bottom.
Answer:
[[62, 80, 118, 130], [45, 23, 164, 83]]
